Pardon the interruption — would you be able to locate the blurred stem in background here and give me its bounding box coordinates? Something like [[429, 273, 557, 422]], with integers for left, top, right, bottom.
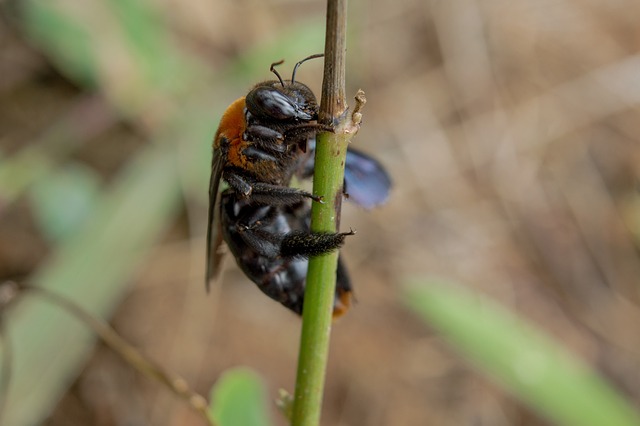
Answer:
[[17, 284, 212, 424], [405, 280, 640, 426]]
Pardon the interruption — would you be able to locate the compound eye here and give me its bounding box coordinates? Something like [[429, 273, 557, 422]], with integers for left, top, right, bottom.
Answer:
[[246, 87, 312, 121]]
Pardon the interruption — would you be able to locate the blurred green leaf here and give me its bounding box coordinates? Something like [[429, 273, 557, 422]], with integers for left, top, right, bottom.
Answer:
[[226, 19, 325, 85], [2, 145, 182, 426], [107, 0, 180, 91], [622, 194, 640, 244], [404, 280, 640, 426], [0, 95, 117, 208], [209, 368, 272, 426], [29, 163, 100, 242], [0, 147, 53, 207], [22, 1, 97, 86]]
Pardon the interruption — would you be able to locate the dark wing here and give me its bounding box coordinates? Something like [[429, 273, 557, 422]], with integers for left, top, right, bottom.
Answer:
[[301, 141, 391, 209], [205, 148, 226, 291], [343, 147, 391, 209]]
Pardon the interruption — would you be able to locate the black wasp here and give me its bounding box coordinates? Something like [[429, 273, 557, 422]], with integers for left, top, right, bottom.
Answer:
[[206, 54, 390, 317]]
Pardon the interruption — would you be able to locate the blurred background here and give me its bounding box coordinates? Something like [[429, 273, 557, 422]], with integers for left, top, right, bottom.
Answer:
[[2, 0, 640, 425]]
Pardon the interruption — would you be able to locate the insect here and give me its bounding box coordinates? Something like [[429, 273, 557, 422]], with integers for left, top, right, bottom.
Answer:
[[206, 54, 391, 316]]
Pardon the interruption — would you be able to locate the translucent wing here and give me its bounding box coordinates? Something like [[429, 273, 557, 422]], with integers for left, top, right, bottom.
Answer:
[[205, 148, 225, 290]]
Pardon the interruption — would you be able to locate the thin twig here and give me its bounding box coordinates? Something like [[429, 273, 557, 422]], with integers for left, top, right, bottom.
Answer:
[[20, 285, 215, 426], [0, 321, 12, 426], [0, 280, 19, 426]]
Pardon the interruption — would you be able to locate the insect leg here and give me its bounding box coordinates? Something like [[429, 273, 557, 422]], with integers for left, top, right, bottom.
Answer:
[[244, 125, 285, 149], [249, 182, 322, 204], [236, 218, 354, 260], [236, 224, 282, 259], [224, 170, 320, 203], [282, 123, 333, 144], [224, 171, 253, 196], [280, 229, 355, 258]]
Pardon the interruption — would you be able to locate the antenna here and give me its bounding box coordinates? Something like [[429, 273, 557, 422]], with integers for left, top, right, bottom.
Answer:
[[269, 59, 286, 87], [291, 53, 324, 83]]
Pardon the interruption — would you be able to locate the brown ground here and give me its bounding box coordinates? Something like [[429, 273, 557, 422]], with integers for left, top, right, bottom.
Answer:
[[2, 0, 640, 425]]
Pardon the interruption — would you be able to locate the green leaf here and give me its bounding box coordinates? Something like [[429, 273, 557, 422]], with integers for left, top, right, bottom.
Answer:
[[2, 145, 182, 426], [22, 1, 97, 86], [107, 0, 179, 91], [29, 163, 100, 242], [209, 368, 271, 426], [404, 280, 640, 426], [226, 19, 325, 85]]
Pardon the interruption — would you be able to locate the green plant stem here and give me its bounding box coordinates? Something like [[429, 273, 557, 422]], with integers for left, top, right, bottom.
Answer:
[[291, 0, 353, 424], [291, 134, 349, 426]]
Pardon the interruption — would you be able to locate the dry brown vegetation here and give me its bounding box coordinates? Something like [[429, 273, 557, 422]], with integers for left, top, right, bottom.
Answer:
[[2, 0, 640, 425]]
